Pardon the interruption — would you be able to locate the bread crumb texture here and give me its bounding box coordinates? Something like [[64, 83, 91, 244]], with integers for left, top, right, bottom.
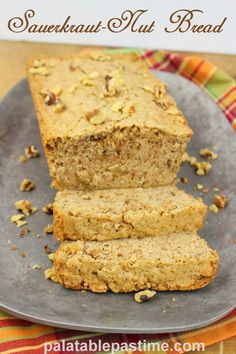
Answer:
[[53, 186, 207, 241], [50, 233, 218, 293]]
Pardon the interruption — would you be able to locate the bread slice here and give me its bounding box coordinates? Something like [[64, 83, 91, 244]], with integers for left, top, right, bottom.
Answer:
[[53, 187, 207, 241], [28, 52, 192, 190], [47, 233, 218, 293]]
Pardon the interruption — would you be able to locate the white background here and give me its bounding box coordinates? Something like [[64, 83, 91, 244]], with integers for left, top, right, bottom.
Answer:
[[0, 0, 235, 54]]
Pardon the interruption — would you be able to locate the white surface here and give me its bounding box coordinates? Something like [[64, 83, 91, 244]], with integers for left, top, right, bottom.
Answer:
[[0, 0, 235, 54]]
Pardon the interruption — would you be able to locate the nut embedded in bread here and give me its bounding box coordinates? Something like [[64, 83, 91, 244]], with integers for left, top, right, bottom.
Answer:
[[53, 186, 207, 241], [28, 53, 192, 190]]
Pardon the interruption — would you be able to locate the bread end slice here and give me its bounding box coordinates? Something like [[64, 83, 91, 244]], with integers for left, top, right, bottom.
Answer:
[[47, 232, 219, 293]]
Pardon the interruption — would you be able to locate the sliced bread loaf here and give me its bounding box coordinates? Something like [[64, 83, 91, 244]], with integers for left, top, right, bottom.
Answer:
[[47, 232, 218, 293], [53, 187, 207, 241], [28, 53, 192, 190]]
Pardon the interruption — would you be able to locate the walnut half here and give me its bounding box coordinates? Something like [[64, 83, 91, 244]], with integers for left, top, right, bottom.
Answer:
[[134, 290, 156, 303]]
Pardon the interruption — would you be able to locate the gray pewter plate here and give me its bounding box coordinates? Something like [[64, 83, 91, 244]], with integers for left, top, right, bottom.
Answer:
[[0, 72, 235, 333]]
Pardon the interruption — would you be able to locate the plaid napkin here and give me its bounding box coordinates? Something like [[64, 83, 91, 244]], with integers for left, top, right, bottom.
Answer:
[[0, 309, 235, 353], [0, 49, 235, 353]]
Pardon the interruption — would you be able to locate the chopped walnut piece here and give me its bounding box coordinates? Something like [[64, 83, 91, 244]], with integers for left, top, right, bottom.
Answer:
[[134, 290, 156, 303], [196, 161, 212, 176], [39, 88, 48, 97], [51, 86, 62, 96], [45, 92, 58, 105], [44, 244, 51, 255], [48, 253, 54, 261], [16, 220, 28, 228], [143, 84, 170, 109], [29, 59, 49, 75], [80, 75, 94, 86], [19, 227, 30, 238], [111, 101, 135, 117], [69, 60, 81, 71], [196, 168, 204, 176], [166, 106, 179, 115], [157, 95, 176, 110], [182, 152, 196, 164], [32, 264, 41, 270], [44, 224, 53, 234], [29, 66, 49, 76], [104, 75, 112, 92], [154, 85, 167, 99], [90, 52, 111, 61], [42, 203, 53, 215], [111, 101, 124, 113], [143, 85, 154, 93], [15, 200, 36, 216], [24, 145, 40, 159], [11, 214, 28, 227], [90, 111, 106, 125], [20, 252, 27, 257], [85, 109, 100, 121], [7, 240, 18, 251], [45, 267, 58, 282], [209, 204, 219, 213], [214, 194, 228, 209], [11, 214, 24, 223], [182, 153, 212, 176], [44, 91, 65, 113], [103, 70, 124, 97], [19, 179, 35, 192], [53, 102, 65, 113], [181, 176, 188, 184], [200, 149, 218, 160], [19, 155, 27, 163], [33, 59, 46, 68], [122, 104, 136, 116], [202, 188, 209, 194]]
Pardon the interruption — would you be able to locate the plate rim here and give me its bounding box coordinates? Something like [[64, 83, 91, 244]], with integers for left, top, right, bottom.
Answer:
[[0, 302, 234, 333], [0, 74, 235, 334]]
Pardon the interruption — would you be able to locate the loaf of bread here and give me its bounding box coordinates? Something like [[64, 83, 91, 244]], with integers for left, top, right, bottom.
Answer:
[[53, 187, 207, 241], [47, 233, 218, 293], [28, 52, 192, 190]]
